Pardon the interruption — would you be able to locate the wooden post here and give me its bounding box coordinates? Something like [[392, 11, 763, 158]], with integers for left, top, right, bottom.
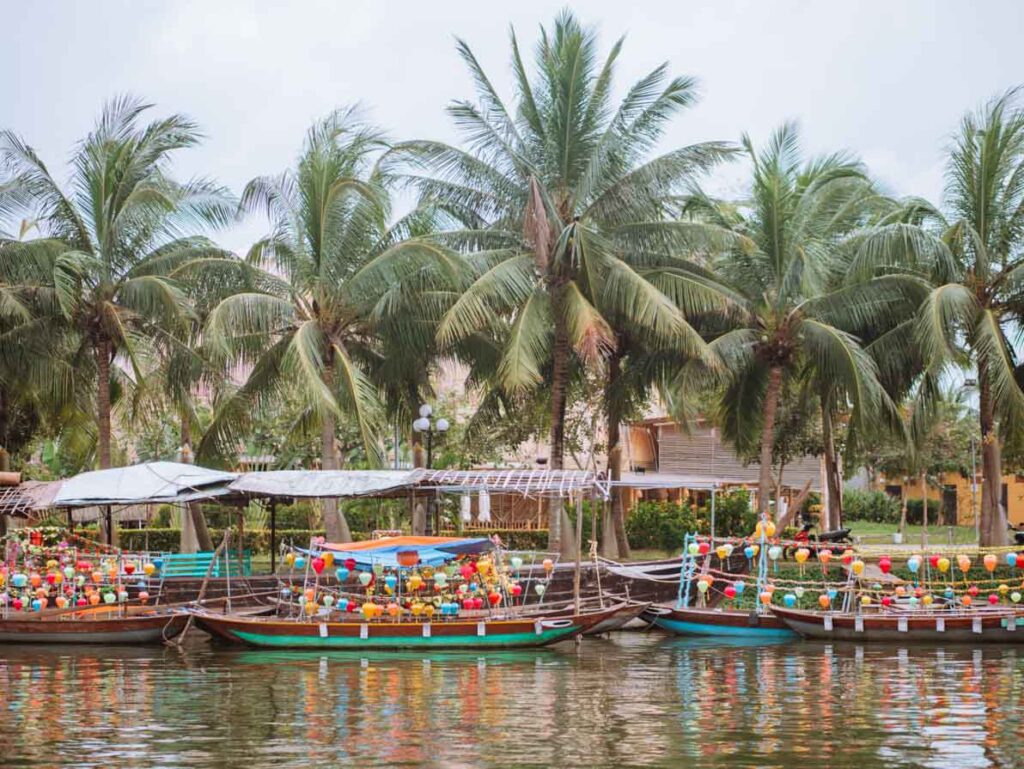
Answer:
[[270, 498, 277, 572], [172, 531, 230, 646], [573, 493, 584, 615]]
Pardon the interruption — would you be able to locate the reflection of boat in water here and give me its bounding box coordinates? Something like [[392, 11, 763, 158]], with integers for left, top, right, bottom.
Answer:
[[191, 602, 626, 650], [643, 604, 798, 639], [227, 647, 567, 667], [0, 605, 189, 644], [772, 606, 1024, 643]]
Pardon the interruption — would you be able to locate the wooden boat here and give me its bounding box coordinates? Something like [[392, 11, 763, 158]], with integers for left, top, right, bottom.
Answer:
[[643, 604, 798, 639], [535, 598, 650, 635], [772, 606, 1024, 643], [190, 602, 626, 650], [0, 605, 189, 645]]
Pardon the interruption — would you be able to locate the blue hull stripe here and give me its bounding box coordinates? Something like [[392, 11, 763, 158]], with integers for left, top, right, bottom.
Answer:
[[655, 617, 798, 639]]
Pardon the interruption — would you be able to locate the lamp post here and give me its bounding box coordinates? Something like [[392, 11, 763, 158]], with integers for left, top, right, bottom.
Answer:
[[413, 404, 450, 535]]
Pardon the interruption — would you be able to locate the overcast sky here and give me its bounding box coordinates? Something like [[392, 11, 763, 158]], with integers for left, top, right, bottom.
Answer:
[[3, 1, 1021, 253]]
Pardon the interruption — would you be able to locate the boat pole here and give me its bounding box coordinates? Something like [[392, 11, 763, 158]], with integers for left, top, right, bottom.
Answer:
[[269, 498, 277, 573], [172, 530, 230, 646], [573, 492, 583, 615]]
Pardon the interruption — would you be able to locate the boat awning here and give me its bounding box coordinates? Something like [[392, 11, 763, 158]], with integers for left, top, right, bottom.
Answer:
[[230, 470, 418, 499], [52, 462, 237, 507], [417, 468, 607, 498], [318, 535, 492, 569]]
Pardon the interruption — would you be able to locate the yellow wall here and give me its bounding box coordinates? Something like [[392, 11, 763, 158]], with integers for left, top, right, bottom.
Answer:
[[882, 472, 1024, 527]]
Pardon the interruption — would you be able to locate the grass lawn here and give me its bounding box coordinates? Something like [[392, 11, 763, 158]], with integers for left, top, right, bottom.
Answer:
[[847, 521, 978, 547]]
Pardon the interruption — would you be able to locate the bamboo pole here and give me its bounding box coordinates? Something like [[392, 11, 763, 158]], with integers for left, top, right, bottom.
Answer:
[[573, 493, 583, 615], [170, 530, 230, 646]]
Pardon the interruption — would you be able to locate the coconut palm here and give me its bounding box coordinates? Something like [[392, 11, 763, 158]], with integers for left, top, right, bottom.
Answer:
[[201, 108, 457, 541], [690, 124, 905, 521], [858, 90, 1024, 546], [0, 96, 234, 469], [400, 11, 734, 549]]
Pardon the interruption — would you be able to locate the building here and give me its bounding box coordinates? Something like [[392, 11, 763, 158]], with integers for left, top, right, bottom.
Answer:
[[624, 417, 823, 514], [880, 471, 1024, 527]]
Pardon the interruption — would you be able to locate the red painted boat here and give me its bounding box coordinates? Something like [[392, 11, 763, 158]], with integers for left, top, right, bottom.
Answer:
[[0, 605, 189, 645], [772, 606, 1024, 643]]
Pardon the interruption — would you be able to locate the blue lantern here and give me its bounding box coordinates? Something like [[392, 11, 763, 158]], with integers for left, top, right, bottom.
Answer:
[[733, 581, 745, 595], [335, 567, 350, 582], [783, 593, 797, 607]]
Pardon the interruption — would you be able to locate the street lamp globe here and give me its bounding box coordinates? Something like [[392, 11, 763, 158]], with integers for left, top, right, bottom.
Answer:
[[436, 418, 450, 432], [413, 416, 430, 432], [419, 404, 433, 418]]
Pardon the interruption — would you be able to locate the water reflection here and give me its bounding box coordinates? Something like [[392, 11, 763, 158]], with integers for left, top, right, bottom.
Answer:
[[1, 636, 1023, 768]]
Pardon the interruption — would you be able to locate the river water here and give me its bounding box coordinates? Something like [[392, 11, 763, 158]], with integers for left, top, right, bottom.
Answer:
[[2, 633, 1023, 768]]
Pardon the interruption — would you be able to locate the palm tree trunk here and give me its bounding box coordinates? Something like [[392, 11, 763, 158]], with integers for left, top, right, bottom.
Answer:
[[821, 398, 843, 531], [321, 409, 351, 543], [758, 366, 784, 520], [605, 350, 630, 560], [95, 337, 112, 469], [899, 482, 908, 534], [547, 293, 570, 553], [920, 469, 928, 547], [181, 412, 214, 551], [978, 365, 1008, 546]]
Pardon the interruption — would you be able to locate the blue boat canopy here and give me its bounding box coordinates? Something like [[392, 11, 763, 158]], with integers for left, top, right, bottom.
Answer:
[[313, 536, 493, 570]]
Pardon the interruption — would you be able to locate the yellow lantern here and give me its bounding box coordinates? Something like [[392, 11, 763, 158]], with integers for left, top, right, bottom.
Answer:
[[794, 548, 810, 564], [957, 555, 971, 574], [852, 560, 865, 576], [715, 545, 729, 560], [143, 562, 156, 576], [423, 604, 435, 618], [765, 521, 776, 538], [322, 552, 335, 568], [361, 602, 376, 619], [860, 595, 871, 607], [999, 583, 1010, 596], [411, 602, 423, 617], [408, 574, 424, 591], [922, 594, 934, 607], [937, 557, 950, 574], [284, 552, 296, 567]]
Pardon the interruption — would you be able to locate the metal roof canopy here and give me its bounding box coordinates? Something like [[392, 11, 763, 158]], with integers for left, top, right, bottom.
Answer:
[[229, 470, 417, 499], [228, 468, 607, 500], [52, 462, 238, 508], [612, 472, 727, 491], [416, 468, 607, 499]]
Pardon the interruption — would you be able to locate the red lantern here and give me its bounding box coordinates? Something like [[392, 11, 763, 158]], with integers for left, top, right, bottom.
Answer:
[[311, 557, 325, 575], [929, 555, 940, 569], [124, 563, 135, 575], [988, 593, 999, 605], [881, 596, 892, 607], [472, 596, 484, 610], [12, 598, 22, 611], [697, 542, 710, 556], [968, 585, 980, 597], [840, 550, 854, 566], [346, 601, 357, 612], [724, 585, 737, 600], [45, 573, 56, 585], [76, 598, 87, 607], [879, 557, 891, 575], [511, 584, 523, 597], [488, 592, 501, 606], [463, 599, 474, 610], [460, 565, 474, 581], [344, 558, 356, 571]]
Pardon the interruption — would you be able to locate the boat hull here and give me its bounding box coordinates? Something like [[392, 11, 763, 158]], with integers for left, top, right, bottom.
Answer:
[[0, 611, 189, 645], [644, 605, 798, 639], [191, 605, 621, 650], [772, 607, 1024, 643]]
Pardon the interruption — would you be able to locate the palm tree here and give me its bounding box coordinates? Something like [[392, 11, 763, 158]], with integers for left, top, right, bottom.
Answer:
[[0, 96, 234, 469], [201, 108, 456, 541], [863, 90, 1024, 546], [691, 124, 901, 521], [401, 11, 734, 550]]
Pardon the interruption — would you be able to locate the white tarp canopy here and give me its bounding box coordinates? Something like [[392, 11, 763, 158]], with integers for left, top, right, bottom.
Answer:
[[229, 470, 419, 499], [53, 461, 237, 507]]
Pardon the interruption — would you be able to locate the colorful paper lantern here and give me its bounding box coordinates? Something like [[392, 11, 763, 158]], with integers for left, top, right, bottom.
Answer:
[[937, 557, 950, 574], [852, 560, 865, 576], [783, 593, 797, 607], [878, 557, 891, 575], [794, 548, 810, 564], [984, 554, 998, 573]]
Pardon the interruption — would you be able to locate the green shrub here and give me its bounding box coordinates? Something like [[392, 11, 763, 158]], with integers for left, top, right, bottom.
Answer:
[[843, 489, 901, 523], [698, 490, 756, 537], [626, 501, 698, 552]]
